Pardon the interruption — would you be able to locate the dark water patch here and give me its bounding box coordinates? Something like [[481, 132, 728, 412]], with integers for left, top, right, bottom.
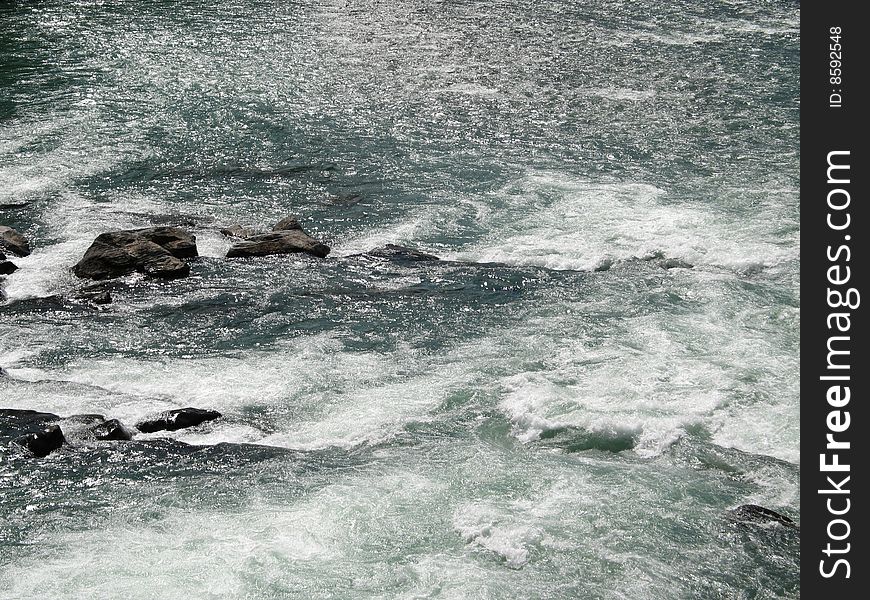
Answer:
[[534, 425, 640, 454]]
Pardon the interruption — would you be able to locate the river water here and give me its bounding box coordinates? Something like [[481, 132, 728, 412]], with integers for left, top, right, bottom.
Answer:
[[1, 0, 799, 597]]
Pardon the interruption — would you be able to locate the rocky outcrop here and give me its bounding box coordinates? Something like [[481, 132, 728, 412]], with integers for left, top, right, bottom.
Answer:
[[0, 260, 18, 275], [0, 225, 31, 257], [135, 407, 222, 433], [729, 504, 797, 528], [72, 227, 198, 280], [14, 424, 65, 457]]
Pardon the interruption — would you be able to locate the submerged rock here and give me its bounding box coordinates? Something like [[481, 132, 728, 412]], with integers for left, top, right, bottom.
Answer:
[[14, 424, 65, 457], [0, 225, 31, 257], [0, 260, 18, 275], [367, 244, 440, 262], [90, 418, 134, 441], [72, 227, 198, 280], [729, 504, 797, 528], [135, 407, 222, 433]]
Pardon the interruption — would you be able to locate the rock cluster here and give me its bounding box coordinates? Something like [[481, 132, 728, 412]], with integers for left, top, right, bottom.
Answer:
[[3, 404, 223, 458]]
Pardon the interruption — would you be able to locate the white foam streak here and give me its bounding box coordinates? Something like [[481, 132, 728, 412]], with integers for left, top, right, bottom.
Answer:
[[449, 173, 797, 273]]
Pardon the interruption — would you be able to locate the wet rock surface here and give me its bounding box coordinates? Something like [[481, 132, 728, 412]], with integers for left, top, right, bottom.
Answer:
[[0, 225, 31, 257], [72, 227, 198, 280]]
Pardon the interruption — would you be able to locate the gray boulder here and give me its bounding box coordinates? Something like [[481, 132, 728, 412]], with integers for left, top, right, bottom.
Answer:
[[72, 227, 197, 280], [0, 225, 31, 257]]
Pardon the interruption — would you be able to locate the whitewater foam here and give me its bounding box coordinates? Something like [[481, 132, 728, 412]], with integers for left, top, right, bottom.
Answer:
[[448, 172, 797, 274]]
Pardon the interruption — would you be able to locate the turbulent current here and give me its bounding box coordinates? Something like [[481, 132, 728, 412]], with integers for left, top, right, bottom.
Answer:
[[1, 0, 799, 598]]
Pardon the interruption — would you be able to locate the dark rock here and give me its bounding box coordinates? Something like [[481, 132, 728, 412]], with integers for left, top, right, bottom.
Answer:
[[14, 424, 65, 457], [0, 367, 8, 377], [0, 225, 31, 257], [0, 248, 5, 260], [0, 260, 17, 275], [0, 202, 30, 210], [367, 244, 440, 262], [729, 504, 797, 528], [135, 407, 222, 433], [660, 258, 693, 270], [220, 224, 260, 239], [227, 230, 330, 259], [72, 227, 197, 280], [90, 418, 134, 441], [272, 216, 304, 232]]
